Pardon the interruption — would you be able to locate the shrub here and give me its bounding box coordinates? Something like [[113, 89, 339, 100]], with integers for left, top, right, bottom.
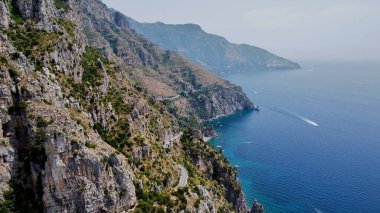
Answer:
[[6, 27, 60, 60], [31, 129, 47, 164], [42, 99, 53, 105], [11, 52, 20, 60], [8, 67, 20, 78], [36, 116, 49, 128], [81, 47, 107, 86], [7, 2, 23, 24], [85, 141, 97, 149], [111, 94, 133, 114], [0, 188, 15, 212], [57, 18, 75, 37], [0, 56, 8, 65], [54, 0, 70, 11], [194, 198, 201, 208], [9, 101, 28, 114], [17, 101, 28, 111], [136, 200, 153, 212]]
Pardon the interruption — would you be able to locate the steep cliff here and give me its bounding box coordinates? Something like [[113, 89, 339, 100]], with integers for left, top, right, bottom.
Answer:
[[0, 0, 254, 212]]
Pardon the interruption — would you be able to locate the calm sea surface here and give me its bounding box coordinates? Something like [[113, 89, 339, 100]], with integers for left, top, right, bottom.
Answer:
[[210, 62, 380, 213]]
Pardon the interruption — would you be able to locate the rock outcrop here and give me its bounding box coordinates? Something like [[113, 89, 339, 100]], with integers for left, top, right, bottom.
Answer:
[[0, 1, 10, 29], [251, 199, 265, 213]]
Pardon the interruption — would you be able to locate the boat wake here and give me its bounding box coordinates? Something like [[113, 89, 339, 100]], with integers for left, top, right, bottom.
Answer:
[[262, 106, 319, 127], [245, 142, 254, 144], [248, 89, 258, 94], [244, 88, 319, 127], [299, 116, 319, 127]]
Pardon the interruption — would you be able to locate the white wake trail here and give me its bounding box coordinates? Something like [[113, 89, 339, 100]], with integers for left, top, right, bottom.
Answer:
[[263, 106, 319, 127], [299, 116, 319, 127]]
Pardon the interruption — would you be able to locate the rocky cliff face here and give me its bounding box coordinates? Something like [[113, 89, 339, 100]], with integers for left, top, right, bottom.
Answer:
[[0, 0, 253, 212]]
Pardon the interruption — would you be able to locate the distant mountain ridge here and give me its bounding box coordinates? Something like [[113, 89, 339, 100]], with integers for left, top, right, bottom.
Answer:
[[126, 17, 301, 75]]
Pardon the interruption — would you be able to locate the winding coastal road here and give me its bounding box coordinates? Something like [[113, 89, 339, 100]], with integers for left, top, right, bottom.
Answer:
[[177, 164, 188, 188]]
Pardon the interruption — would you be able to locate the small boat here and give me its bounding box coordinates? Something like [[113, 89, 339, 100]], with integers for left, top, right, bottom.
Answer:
[[216, 145, 222, 148]]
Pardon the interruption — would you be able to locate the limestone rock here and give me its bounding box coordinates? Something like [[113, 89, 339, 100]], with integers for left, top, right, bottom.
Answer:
[[0, 1, 10, 29], [250, 199, 265, 213]]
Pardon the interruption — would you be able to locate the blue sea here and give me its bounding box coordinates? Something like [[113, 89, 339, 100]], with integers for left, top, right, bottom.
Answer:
[[210, 62, 380, 213]]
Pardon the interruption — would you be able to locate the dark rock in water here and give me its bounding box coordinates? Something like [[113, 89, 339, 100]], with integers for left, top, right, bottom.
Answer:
[[251, 199, 265, 213]]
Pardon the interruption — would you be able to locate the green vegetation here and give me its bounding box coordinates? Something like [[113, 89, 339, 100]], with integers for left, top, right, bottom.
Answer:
[[178, 116, 201, 131], [107, 89, 134, 114], [93, 121, 131, 152], [135, 189, 174, 212], [81, 47, 108, 86], [7, 1, 23, 24], [85, 141, 97, 149], [57, 18, 75, 38], [194, 198, 201, 208], [36, 116, 54, 128], [181, 66, 201, 89], [0, 56, 8, 65], [42, 99, 53, 105], [0, 188, 15, 213], [11, 52, 20, 60], [31, 129, 47, 165], [66, 77, 86, 103], [54, 0, 70, 11], [8, 67, 20, 78], [6, 26, 60, 68], [8, 101, 28, 114]]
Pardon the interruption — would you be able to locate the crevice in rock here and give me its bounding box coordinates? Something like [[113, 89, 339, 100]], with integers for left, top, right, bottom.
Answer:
[[6, 87, 45, 212]]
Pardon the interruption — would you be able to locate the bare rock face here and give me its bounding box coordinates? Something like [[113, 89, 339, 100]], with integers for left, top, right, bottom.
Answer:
[[112, 10, 130, 31], [250, 199, 265, 213], [13, 0, 57, 29], [0, 140, 14, 200], [42, 120, 136, 212], [188, 84, 253, 121], [0, 1, 10, 29], [0, 46, 15, 201]]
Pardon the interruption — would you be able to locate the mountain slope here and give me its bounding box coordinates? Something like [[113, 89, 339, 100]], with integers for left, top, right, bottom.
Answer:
[[126, 17, 300, 75], [0, 0, 256, 212]]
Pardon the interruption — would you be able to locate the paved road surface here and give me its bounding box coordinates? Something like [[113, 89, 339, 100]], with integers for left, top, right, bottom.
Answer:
[[177, 164, 188, 188]]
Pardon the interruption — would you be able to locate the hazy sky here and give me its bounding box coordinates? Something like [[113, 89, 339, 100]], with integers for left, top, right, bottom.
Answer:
[[102, 0, 380, 62]]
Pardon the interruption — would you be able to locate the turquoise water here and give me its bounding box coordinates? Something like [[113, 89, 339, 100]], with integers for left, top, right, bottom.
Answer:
[[210, 62, 380, 213]]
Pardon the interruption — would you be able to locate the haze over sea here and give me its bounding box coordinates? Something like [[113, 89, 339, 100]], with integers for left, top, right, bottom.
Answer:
[[210, 62, 380, 213]]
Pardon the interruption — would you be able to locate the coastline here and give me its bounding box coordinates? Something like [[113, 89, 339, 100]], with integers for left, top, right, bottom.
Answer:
[[204, 109, 262, 212]]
